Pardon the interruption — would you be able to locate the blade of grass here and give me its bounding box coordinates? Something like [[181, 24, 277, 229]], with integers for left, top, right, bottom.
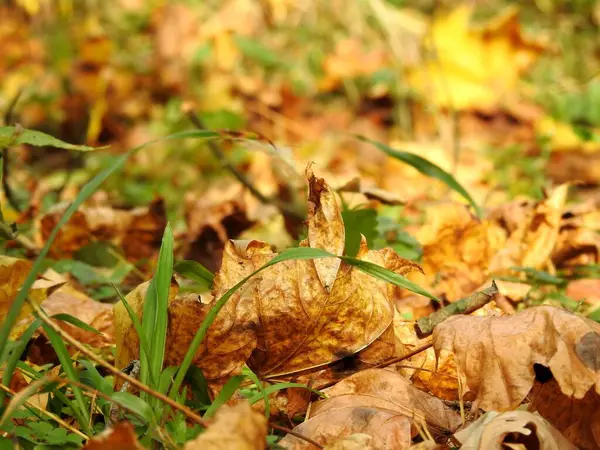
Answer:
[[41, 321, 91, 433], [174, 260, 214, 289], [0, 318, 42, 405], [110, 391, 154, 424], [147, 224, 174, 389], [202, 375, 245, 419], [110, 282, 153, 379], [358, 135, 483, 217], [243, 368, 271, 418], [52, 314, 101, 334]]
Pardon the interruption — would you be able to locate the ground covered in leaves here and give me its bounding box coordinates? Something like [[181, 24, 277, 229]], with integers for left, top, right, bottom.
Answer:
[[1, 0, 600, 449]]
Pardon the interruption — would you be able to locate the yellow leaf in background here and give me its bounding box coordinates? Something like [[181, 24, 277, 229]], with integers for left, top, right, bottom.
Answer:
[[408, 5, 545, 110], [536, 115, 600, 153]]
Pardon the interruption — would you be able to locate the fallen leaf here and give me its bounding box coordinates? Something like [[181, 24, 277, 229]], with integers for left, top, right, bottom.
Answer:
[[39, 198, 166, 261], [408, 5, 545, 111], [489, 184, 568, 272], [183, 402, 266, 450], [311, 368, 461, 438], [323, 434, 373, 450], [530, 378, 600, 450], [433, 305, 600, 411], [453, 410, 576, 450], [281, 406, 413, 450], [163, 171, 421, 381], [82, 421, 144, 449]]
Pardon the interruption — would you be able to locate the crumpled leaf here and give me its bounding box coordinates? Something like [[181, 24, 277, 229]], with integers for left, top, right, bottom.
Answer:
[[323, 434, 373, 450], [0, 258, 64, 330], [307, 169, 345, 292], [453, 410, 577, 450], [531, 378, 600, 450], [164, 171, 422, 381], [12, 283, 114, 351], [489, 184, 569, 272], [310, 369, 462, 438], [281, 406, 413, 450], [38, 198, 166, 261], [183, 402, 266, 450], [82, 421, 144, 449], [419, 203, 505, 301], [433, 305, 600, 411]]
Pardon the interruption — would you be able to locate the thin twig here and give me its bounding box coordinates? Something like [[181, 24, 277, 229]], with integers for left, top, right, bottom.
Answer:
[[185, 110, 305, 221], [415, 281, 499, 337], [375, 340, 434, 369], [30, 304, 209, 427], [0, 383, 89, 440], [270, 423, 324, 449]]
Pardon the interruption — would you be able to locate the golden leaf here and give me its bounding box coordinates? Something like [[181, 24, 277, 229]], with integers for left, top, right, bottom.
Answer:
[[433, 305, 600, 411], [183, 402, 266, 450]]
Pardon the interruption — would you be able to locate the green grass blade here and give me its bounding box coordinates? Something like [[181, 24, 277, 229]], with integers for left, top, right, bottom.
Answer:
[[0, 126, 105, 152], [110, 391, 154, 424], [358, 135, 483, 218], [41, 322, 91, 432], [148, 224, 174, 388], [243, 368, 270, 418], [110, 282, 153, 379], [52, 314, 101, 334], [340, 256, 439, 302], [0, 319, 42, 405], [202, 375, 245, 419], [174, 260, 214, 289]]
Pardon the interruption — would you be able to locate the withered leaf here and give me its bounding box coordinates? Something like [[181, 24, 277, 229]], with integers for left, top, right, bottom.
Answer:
[[183, 402, 266, 450], [161, 171, 421, 380], [82, 421, 144, 449], [281, 406, 413, 450], [453, 410, 577, 450], [311, 369, 462, 438], [433, 305, 600, 411]]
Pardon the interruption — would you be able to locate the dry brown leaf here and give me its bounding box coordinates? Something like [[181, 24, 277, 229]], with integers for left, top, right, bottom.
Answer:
[[39, 198, 166, 261], [419, 203, 504, 301], [311, 368, 461, 438], [184, 183, 254, 272], [1, 258, 65, 333], [12, 283, 114, 351], [307, 169, 345, 292], [82, 421, 144, 449], [489, 184, 568, 273], [183, 402, 266, 450], [162, 171, 421, 381], [453, 410, 576, 450], [433, 305, 600, 411], [281, 406, 413, 450], [323, 434, 373, 450], [408, 442, 449, 450], [530, 378, 600, 450]]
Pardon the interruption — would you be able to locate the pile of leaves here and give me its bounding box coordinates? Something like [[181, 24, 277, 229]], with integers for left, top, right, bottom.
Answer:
[[1, 0, 600, 449]]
